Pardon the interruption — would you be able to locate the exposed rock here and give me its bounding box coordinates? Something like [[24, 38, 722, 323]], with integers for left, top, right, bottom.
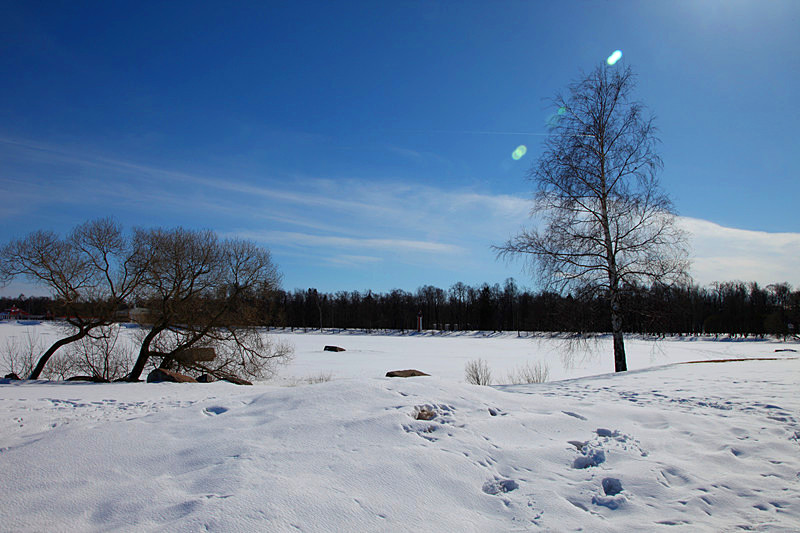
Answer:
[[218, 374, 253, 386], [146, 368, 197, 383], [324, 345, 346, 352], [386, 369, 430, 378], [66, 375, 110, 383], [196, 374, 215, 383], [4, 372, 20, 380]]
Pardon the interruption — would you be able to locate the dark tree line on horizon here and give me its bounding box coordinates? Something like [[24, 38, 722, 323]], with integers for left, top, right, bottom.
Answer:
[[6, 277, 799, 339], [269, 280, 799, 339], [4, 278, 798, 339]]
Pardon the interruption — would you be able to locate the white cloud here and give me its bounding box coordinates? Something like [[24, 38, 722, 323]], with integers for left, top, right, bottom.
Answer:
[[679, 217, 800, 286]]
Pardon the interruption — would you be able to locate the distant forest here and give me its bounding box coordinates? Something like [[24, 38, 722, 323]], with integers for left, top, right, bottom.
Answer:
[[5, 279, 797, 338]]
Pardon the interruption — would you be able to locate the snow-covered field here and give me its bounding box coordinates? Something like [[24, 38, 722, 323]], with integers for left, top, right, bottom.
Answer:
[[1, 322, 799, 531]]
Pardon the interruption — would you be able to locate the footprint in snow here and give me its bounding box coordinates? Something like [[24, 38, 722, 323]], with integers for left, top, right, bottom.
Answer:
[[482, 478, 519, 495], [592, 478, 626, 509], [203, 406, 228, 416], [601, 477, 623, 496], [573, 446, 606, 469]]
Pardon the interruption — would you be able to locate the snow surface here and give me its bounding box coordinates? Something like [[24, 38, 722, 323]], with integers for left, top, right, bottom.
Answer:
[[1, 322, 799, 531]]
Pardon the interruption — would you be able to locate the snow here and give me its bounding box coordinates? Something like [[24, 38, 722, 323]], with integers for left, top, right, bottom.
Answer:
[[1, 322, 799, 531], [270, 327, 795, 383]]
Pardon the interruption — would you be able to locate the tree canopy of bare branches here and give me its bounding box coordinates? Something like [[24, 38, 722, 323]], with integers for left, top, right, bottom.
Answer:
[[496, 65, 689, 372], [126, 227, 290, 382], [0, 218, 146, 378]]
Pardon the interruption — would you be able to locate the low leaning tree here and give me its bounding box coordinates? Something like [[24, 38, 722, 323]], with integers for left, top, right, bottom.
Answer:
[[496, 65, 689, 372], [0, 218, 146, 378], [126, 227, 292, 383]]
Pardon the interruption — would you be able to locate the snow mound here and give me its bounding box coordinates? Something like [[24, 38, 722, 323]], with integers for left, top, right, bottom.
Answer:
[[1, 350, 799, 531]]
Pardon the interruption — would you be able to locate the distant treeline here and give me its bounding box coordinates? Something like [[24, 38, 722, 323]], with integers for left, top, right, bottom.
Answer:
[[270, 280, 799, 338], [3, 279, 799, 338]]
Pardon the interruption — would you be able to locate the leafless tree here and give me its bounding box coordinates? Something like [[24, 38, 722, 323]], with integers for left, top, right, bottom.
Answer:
[[126, 228, 291, 382], [496, 65, 689, 372], [1, 328, 44, 378], [0, 219, 147, 378], [64, 324, 134, 381]]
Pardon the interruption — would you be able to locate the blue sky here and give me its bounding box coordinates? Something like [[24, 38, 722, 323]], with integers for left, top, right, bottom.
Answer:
[[1, 0, 799, 296]]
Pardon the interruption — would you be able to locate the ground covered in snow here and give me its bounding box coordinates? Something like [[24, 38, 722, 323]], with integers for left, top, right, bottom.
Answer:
[[1, 324, 799, 531]]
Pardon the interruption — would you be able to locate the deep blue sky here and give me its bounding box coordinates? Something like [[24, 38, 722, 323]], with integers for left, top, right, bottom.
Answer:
[[2, 1, 799, 295]]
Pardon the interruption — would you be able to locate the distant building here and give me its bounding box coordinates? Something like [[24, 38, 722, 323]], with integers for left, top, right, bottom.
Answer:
[[2, 307, 30, 319]]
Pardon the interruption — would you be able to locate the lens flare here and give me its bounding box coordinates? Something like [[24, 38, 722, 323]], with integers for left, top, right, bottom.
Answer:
[[512, 145, 527, 160], [607, 50, 622, 66], [557, 106, 566, 115]]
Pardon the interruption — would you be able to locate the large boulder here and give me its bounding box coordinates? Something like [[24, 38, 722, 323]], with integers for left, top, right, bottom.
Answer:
[[66, 375, 110, 383], [385, 369, 430, 378], [324, 345, 346, 352], [147, 368, 197, 383]]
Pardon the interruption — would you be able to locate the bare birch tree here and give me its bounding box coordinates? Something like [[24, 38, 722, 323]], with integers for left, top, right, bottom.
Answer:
[[496, 65, 689, 372]]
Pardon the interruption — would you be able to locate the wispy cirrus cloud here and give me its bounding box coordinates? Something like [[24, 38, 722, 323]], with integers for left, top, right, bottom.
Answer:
[[324, 254, 384, 267], [234, 230, 464, 255], [3, 136, 798, 292]]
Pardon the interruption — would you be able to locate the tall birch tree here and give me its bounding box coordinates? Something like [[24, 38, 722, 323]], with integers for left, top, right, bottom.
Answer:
[[496, 65, 689, 371]]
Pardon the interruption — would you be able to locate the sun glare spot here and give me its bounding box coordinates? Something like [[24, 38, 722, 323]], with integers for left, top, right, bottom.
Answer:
[[558, 106, 566, 115], [512, 145, 527, 160], [606, 50, 622, 66]]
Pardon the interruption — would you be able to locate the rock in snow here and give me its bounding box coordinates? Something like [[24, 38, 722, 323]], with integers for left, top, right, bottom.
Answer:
[[146, 368, 197, 383], [323, 345, 346, 352], [385, 369, 430, 377]]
